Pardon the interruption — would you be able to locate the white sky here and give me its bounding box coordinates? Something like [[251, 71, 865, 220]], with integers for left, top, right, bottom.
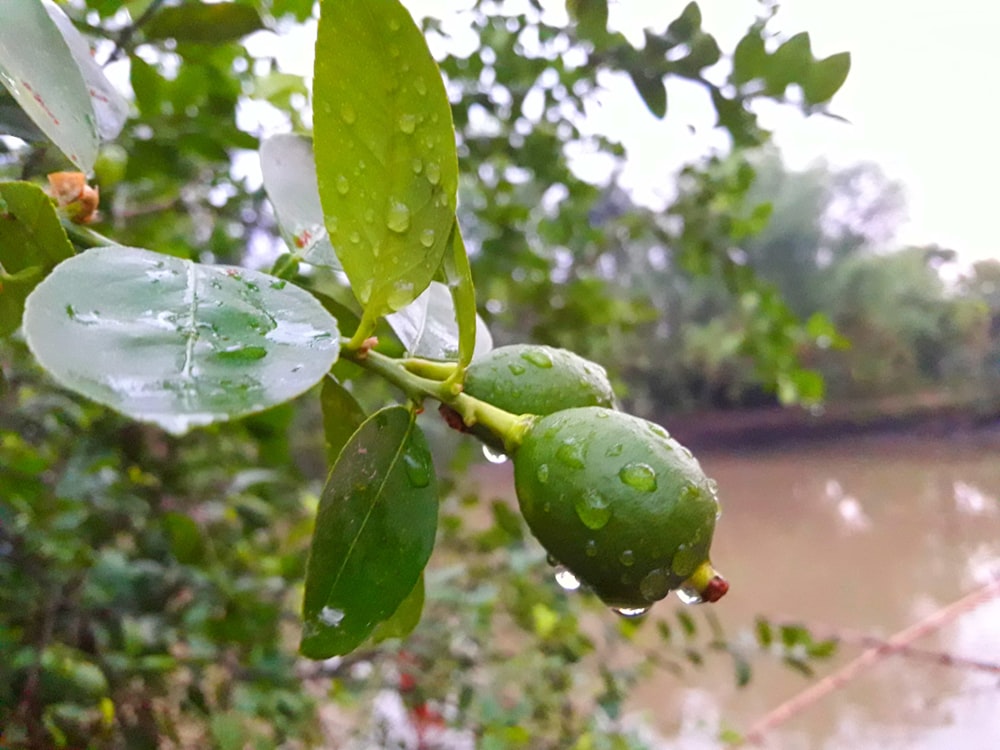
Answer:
[[265, 0, 1000, 262]]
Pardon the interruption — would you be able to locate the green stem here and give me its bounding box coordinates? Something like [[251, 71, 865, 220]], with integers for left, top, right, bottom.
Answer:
[[269, 253, 301, 280], [402, 358, 458, 381], [64, 222, 121, 249]]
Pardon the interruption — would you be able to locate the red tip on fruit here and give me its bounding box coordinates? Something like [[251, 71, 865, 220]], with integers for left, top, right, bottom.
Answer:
[[702, 574, 729, 603]]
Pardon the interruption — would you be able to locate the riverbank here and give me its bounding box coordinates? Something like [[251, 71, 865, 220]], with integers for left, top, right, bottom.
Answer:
[[661, 389, 1000, 452]]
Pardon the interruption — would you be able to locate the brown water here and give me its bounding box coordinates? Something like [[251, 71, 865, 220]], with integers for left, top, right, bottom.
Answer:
[[477, 433, 1000, 749]]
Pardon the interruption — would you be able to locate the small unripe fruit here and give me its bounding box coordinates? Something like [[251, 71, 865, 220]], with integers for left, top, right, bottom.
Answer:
[[513, 407, 725, 610]]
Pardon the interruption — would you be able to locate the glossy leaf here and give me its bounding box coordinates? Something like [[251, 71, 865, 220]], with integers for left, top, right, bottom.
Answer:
[[42, 0, 127, 140], [0, 0, 98, 170], [438, 224, 479, 370], [313, 0, 459, 319], [23, 246, 340, 435], [260, 134, 340, 269], [143, 2, 265, 44], [371, 573, 425, 644], [385, 281, 493, 361], [320, 375, 366, 464], [301, 406, 438, 658], [803, 52, 851, 105], [0, 181, 75, 337]]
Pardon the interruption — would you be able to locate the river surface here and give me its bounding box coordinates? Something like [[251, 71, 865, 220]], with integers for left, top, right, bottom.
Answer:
[[472, 433, 1000, 749]]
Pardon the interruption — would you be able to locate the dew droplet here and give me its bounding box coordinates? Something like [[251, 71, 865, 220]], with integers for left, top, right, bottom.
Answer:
[[269, 280, 286, 290], [414, 77, 427, 95], [670, 544, 701, 578], [388, 17, 400, 31], [639, 568, 672, 602], [554, 567, 581, 591], [403, 451, 431, 488], [386, 200, 410, 233], [647, 422, 670, 439], [584, 540, 598, 557], [556, 440, 586, 469], [482, 445, 508, 464], [520, 349, 553, 368], [411, 158, 423, 174], [619, 462, 657, 492], [508, 363, 526, 376], [420, 228, 435, 248], [619, 549, 635, 567], [612, 606, 649, 618], [574, 489, 610, 530], [387, 281, 414, 309], [675, 586, 704, 605], [336, 175, 349, 195], [319, 606, 345, 627], [536, 464, 550, 483], [363, 208, 374, 224], [398, 113, 416, 134], [425, 162, 441, 185], [349, 231, 361, 244], [605, 443, 624, 457], [340, 104, 356, 123]]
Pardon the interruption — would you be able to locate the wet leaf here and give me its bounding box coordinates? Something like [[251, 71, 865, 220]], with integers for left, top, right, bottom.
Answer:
[[301, 406, 438, 658], [0, 0, 98, 169], [143, 2, 264, 44], [371, 573, 425, 644], [313, 0, 458, 319], [385, 280, 493, 361], [22, 246, 340, 435], [0, 181, 75, 337], [260, 134, 340, 269], [320, 375, 366, 464]]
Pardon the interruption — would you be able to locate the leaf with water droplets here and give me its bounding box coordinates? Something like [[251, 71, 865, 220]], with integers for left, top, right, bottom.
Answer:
[[320, 375, 367, 464], [260, 134, 341, 269], [22, 246, 340, 435], [0, 0, 99, 169], [313, 0, 459, 318], [0, 181, 75, 337], [301, 406, 438, 658], [385, 280, 492, 360]]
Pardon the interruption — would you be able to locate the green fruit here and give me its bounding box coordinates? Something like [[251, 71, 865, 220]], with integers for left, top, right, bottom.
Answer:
[[513, 406, 725, 610], [465, 344, 616, 416]]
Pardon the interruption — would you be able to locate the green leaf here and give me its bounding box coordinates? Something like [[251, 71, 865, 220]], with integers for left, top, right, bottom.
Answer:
[[765, 32, 813, 96], [0, 181, 75, 337], [320, 375, 366, 464], [754, 617, 773, 648], [385, 280, 493, 361], [313, 0, 459, 322], [439, 223, 480, 370], [567, 0, 608, 42], [0, 0, 99, 169], [628, 71, 667, 118], [301, 406, 438, 658], [371, 573, 425, 644], [731, 30, 767, 84], [22, 246, 340, 435], [143, 2, 265, 44], [803, 52, 851, 105], [259, 134, 340, 269], [162, 512, 204, 564], [666, 2, 702, 44]]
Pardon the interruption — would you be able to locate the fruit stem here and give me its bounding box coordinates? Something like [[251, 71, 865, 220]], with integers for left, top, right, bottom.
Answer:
[[683, 561, 729, 603]]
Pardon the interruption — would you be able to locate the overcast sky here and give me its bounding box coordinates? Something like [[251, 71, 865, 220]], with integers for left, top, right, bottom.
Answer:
[[266, 0, 1000, 262]]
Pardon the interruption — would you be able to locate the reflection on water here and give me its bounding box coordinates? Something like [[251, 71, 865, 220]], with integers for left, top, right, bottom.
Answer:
[[625, 434, 1000, 749]]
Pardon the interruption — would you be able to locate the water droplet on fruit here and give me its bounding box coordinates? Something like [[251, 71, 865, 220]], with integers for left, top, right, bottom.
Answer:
[[482, 445, 508, 464], [269, 280, 286, 289], [340, 104, 355, 123], [584, 540, 598, 557], [556, 440, 585, 469], [619, 550, 635, 567], [420, 229, 435, 248], [521, 349, 553, 368], [536, 464, 549, 483], [605, 443, 623, 457], [386, 200, 410, 233], [675, 586, 704, 605], [411, 158, 423, 174], [647, 422, 670, 439], [670, 544, 701, 578], [403, 452, 431, 488], [554, 567, 581, 591], [425, 162, 441, 185], [398, 113, 416, 134], [639, 568, 671, 601], [619, 462, 657, 492], [612, 606, 649, 618], [336, 175, 349, 195], [574, 489, 610, 529], [507, 363, 526, 375]]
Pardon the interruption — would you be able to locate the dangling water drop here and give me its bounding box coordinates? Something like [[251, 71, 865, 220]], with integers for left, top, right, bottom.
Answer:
[[639, 568, 672, 601], [482, 445, 508, 464], [675, 586, 704, 605], [554, 567, 581, 591], [612, 606, 649, 618]]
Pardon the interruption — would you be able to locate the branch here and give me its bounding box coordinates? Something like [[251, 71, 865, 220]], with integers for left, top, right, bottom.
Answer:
[[104, 0, 168, 65], [734, 578, 1000, 747]]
